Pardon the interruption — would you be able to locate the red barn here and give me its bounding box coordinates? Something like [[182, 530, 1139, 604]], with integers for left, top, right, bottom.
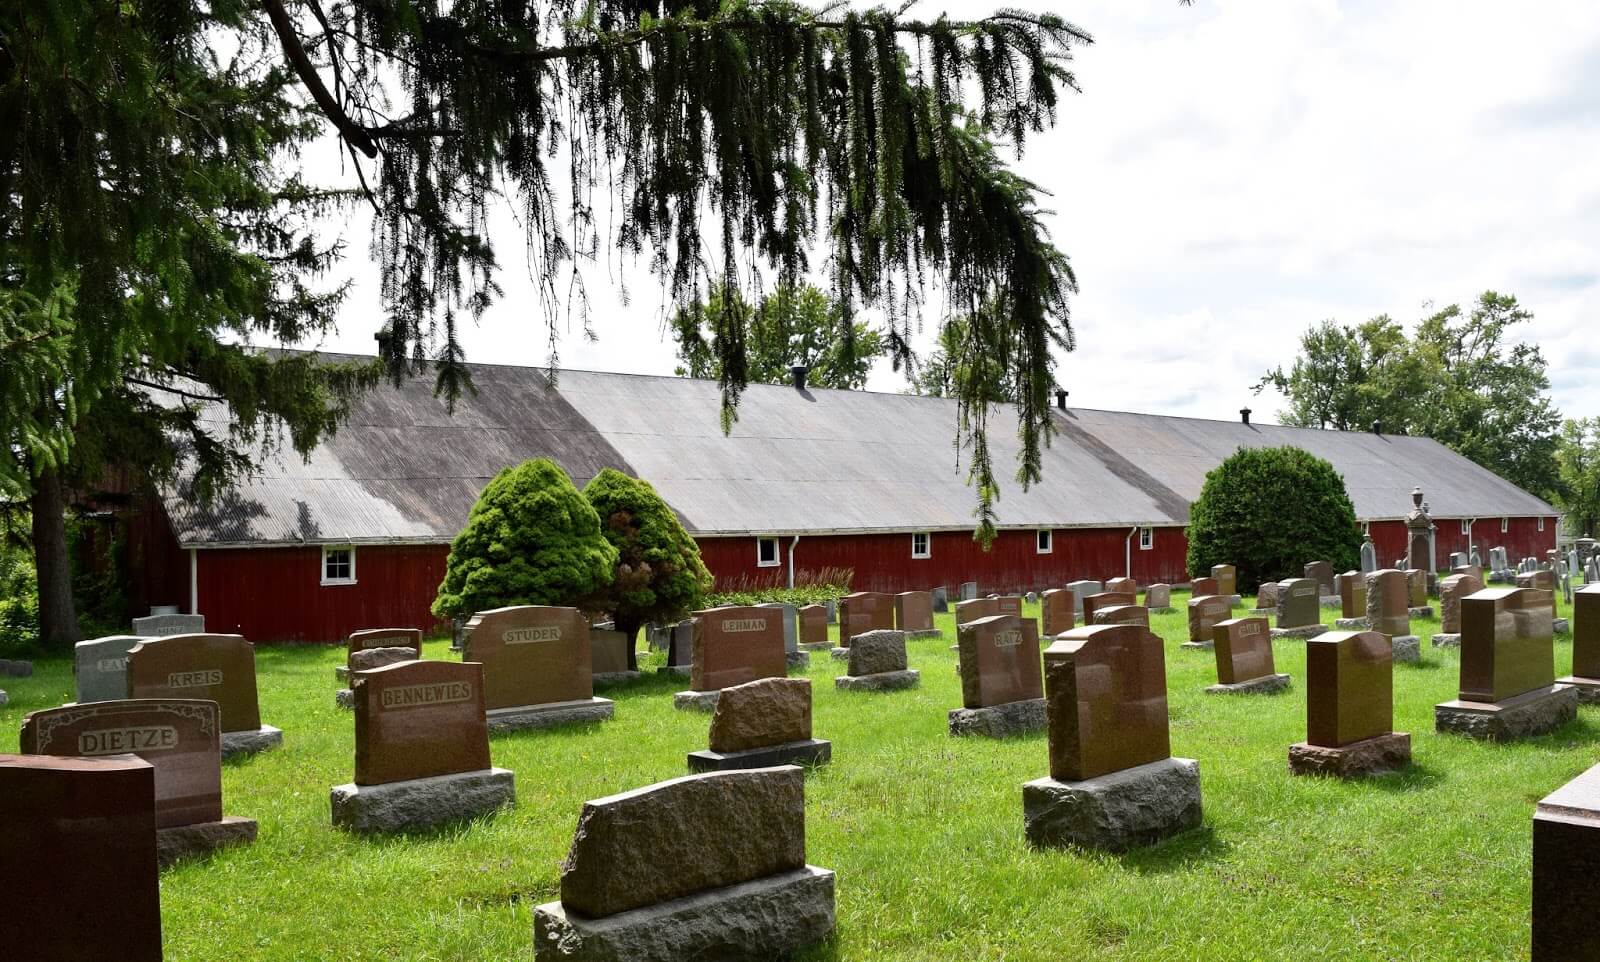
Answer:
[[126, 357, 1558, 642]]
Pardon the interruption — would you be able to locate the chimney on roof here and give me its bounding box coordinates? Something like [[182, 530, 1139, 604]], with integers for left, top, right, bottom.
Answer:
[[1240, 407, 1252, 426], [790, 365, 809, 391], [1373, 419, 1383, 435], [1055, 389, 1068, 411]]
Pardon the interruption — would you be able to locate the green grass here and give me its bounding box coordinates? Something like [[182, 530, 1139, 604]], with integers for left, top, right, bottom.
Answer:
[[2, 590, 1592, 961]]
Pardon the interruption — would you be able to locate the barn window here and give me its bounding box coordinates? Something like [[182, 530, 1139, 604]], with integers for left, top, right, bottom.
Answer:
[[1501, 517, 1510, 534], [1460, 519, 1470, 535], [756, 537, 780, 568], [911, 532, 931, 559], [321, 546, 356, 585], [1139, 527, 1154, 550], [1036, 529, 1053, 554], [1539, 516, 1546, 532]]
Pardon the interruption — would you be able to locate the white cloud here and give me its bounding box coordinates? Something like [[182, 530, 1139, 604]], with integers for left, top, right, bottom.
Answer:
[[288, 0, 1600, 424]]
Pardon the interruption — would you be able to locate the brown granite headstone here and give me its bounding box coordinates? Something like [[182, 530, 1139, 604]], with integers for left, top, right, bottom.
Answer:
[[799, 605, 829, 645], [691, 605, 787, 691], [839, 591, 895, 647], [1573, 584, 1600, 680], [1440, 573, 1484, 634], [463, 606, 593, 710], [1210, 565, 1237, 598], [1518, 569, 1556, 592], [1305, 561, 1335, 596], [707, 678, 813, 753], [894, 591, 935, 633], [955, 597, 1000, 626], [1188, 595, 1231, 642], [1459, 587, 1555, 703], [957, 614, 1043, 709], [994, 595, 1024, 618], [1212, 617, 1275, 685], [1044, 624, 1170, 781], [1040, 589, 1076, 638], [348, 628, 422, 671], [125, 633, 261, 734], [1339, 571, 1366, 619], [1255, 581, 1280, 610], [1105, 577, 1138, 597], [1084, 591, 1136, 625], [1452, 563, 1485, 583], [1533, 762, 1600, 961], [590, 628, 632, 674], [352, 659, 491, 785], [1404, 569, 1427, 608], [1191, 576, 1219, 596], [1364, 570, 1410, 638], [1093, 604, 1151, 627], [0, 754, 163, 962], [1306, 630, 1394, 747], [1277, 578, 1321, 629], [21, 698, 222, 829], [1145, 584, 1172, 609]]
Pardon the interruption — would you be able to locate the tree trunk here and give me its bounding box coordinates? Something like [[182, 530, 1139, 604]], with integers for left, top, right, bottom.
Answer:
[[31, 465, 82, 650], [614, 615, 643, 673]]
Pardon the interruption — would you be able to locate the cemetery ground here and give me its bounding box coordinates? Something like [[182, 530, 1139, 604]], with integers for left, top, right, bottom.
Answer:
[[3, 593, 1592, 961]]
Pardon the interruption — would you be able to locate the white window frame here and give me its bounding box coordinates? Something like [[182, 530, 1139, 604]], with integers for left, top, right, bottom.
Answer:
[[321, 545, 357, 586], [1501, 517, 1510, 534], [1461, 519, 1471, 536], [1139, 527, 1154, 550], [756, 537, 781, 568], [1539, 516, 1546, 532], [911, 532, 931, 559], [1036, 529, 1053, 554], [1362, 521, 1371, 536]]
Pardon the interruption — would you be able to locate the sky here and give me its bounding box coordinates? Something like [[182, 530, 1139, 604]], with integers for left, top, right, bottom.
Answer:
[[288, 0, 1600, 425]]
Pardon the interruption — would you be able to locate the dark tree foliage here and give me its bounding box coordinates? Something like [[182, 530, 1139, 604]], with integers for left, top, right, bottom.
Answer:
[[1186, 446, 1361, 593], [583, 468, 712, 670], [433, 459, 618, 618]]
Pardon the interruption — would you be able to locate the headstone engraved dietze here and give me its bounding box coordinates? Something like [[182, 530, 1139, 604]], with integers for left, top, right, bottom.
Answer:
[[462, 606, 615, 731], [950, 614, 1046, 737], [1435, 587, 1577, 740], [125, 633, 282, 758], [688, 677, 831, 771], [1289, 630, 1411, 777], [1207, 617, 1290, 694]]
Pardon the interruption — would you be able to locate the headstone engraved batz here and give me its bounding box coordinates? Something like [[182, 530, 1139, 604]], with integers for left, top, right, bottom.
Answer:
[[957, 615, 1043, 709]]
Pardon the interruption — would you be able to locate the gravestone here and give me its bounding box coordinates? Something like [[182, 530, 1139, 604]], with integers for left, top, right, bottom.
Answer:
[[462, 606, 613, 731], [20, 698, 256, 864], [335, 627, 425, 704], [1272, 578, 1327, 639], [893, 591, 939, 639], [132, 612, 205, 637], [1305, 561, 1335, 599], [1533, 762, 1600, 961], [932, 586, 948, 612], [798, 605, 830, 649], [1335, 570, 1367, 627], [1251, 581, 1280, 616], [1363, 570, 1418, 663], [1207, 617, 1290, 694], [590, 628, 641, 685], [1436, 587, 1576, 740], [1210, 565, 1238, 601], [1289, 630, 1411, 777], [1023, 624, 1201, 851], [1065, 580, 1103, 615], [688, 678, 831, 771], [1450, 551, 1470, 570], [332, 660, 514, 833], [1083, 591, 1136, 625], [950, 615, 1045, 737], [125, 633, 281, 757], [1404, 487, 1433, 573], [955, 597, 1000, 626], [533, 767, 834, 962], [661, 619, 696, 675], [1404, 568, 1433, 617], [1518, 569, 1556, 592], [993, 595, 1024, 618], [838, 591, 895, 647], [678, 606, 788, 711], [1559, 584, 1600, 702], [73, 634, 144, 703], [1040, 589, 1076, 638], [1433, 572, 1484, 647], [1093, 604, 1151, 627], [835, 630, 919, 692], [959, 581, 979, 601], [1489, 546, 1512, 582], [1145, 583, 1174, 612], [1104, 576, 1137, 597], [1190, 576, 1219, 596], [759, 602, 808, 670], [1360, 536, 1378, 574], [1471, 545, 1483, 568], [1185, 595, 1231, 648], [0, 754, 163, 962], [1453, 563, 1485, 583]]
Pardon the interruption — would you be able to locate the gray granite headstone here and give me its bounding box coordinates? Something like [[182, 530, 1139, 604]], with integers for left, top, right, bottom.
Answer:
[[758, 603, 799, 654], [1450, 552, 1469, 569], [932, 587, 949, 612], [132, 613, 205, 637], [73, 635, 145, 703], [1470, 546, 1482, 567], [1066, 581, 1104, 615], [1360, 538, 1378, 575], [959, 582, 979, 602]]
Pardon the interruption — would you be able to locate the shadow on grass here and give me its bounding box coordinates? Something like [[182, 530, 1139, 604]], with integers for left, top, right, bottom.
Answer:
[[1363, 759, 1446, 793], [1116, 824, 1232, 874]]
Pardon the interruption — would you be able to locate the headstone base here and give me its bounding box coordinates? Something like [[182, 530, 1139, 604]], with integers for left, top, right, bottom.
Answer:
[[592, 671, 643, 688], [686, 739, 832, 773], [1248, 608, 1276, 617], [156, 816, 258, 866], [0, 689, 7, 707], [1270, 624, 1329, 640], [1320, 595, 1342, 609], [1334, 617, 1368, 629], [487, 698, 614, 734], [1022, 757, 1203, 853], [1288, 732, 1411, 778], [335, 665, 349, 683], [799, 641, 832, 652], [1435, 685, 1579, 741], [672, 690, 721, 712], [1408, 606, 1435, 619], [655, 664, 691, 678], [1151, 607, 1178, 615], [1555, 618, 1572, 635], [1179, 640, 1213, 650], [335, 688, 354, 710], [1431, 633, 1461, 648], [331, 767, 516, 834], [1224, 595, 1242, 608], [829, 647, 850, 661], [1205, 673, 1291, 696], [835, 669, 920, 692], [221, 725, 283, 760], [904, 629, 943, 640], [0, 658, 33, 676], [532, 866, 835, 962], [947, 698, 1047, 738], [784, 651, 811, 670], [1555, 676, 1600, 704], [1391, 636, 1421, 664]]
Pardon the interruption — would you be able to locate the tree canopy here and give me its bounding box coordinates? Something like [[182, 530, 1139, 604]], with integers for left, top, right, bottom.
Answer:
[[1556, 418, 1600, 540]]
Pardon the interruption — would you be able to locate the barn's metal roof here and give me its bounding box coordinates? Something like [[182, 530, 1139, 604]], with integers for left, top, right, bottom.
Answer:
[[161, 355, 1557, 548]]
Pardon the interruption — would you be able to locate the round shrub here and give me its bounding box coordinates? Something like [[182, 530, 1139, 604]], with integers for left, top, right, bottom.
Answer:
[[1186, 446, 1361, 592], [432, 459, 618, 619]]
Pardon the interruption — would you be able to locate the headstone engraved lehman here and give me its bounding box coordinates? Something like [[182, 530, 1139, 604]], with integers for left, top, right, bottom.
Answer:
[[677, 606, 788, 712], [125, 633, 282, 758], [835, 629, 920, 692], [73, 634, 145, 703], [1558, 584, 1600, 702], [950, 614, 1046, 737], [20, 698, 256, 864], [1533, 762, 1600, 961], [532, 766, 835, 962], [1364, 570, 1420, 663], [463, 606, 614, 732], [688, 677, 831, 771], [1, 754, 164, 962], [1185, 595, 1230, 649], [1435, 587, 1577, 741], [331, 660, 515, 833], [1272, 578, 1327, 639], [1023, 624, 1202, 852], [1289, 630, 1411, 777], [1207, 618, 1290, 694]]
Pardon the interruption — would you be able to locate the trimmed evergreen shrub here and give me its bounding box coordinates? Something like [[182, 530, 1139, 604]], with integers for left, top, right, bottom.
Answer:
[[1186, 446, 1362, 592], [583, 468, 712, 670], [432, 459, 618, 619]]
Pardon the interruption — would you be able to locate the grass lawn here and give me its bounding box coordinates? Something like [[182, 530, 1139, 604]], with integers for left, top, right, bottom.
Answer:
[[2, 588, 1593, 961]]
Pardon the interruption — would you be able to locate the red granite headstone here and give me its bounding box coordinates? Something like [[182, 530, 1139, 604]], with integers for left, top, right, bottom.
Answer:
[[1083, 591, 1136, 625], [463, 606, 594, 710], [125, 633, 261, 733], [956, 614, 1043, 709], [353, 660, 492, 785], [839, 592, 895, 647], [1044, 624, 1171, 781], [894, 591, 935, 633], [799, 605, 829, 645], [1459, 587, 1555, 703], [1212, 617, 1275, 685], [1040, 589, 1076, 638], [1305, 630, 1393, 747], [690, 605, 787, 691]]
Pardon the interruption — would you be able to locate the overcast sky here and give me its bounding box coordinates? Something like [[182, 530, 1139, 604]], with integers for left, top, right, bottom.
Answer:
[[292, 0, 1600, 425]]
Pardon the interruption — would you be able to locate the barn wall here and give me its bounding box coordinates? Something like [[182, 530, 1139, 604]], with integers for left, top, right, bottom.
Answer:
[[195, 544, 451, 644], [124, 492, 190, 616], [696, 526, 1191, 595], [1366, 516, 1556, 571]]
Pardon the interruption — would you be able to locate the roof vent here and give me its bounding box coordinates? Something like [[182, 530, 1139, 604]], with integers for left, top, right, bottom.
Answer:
[[790, 365, 809, 391], [1373, 419, 1383, 435], [1240, 407, 1252, 426], [1055, 389, 1068, 411]]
